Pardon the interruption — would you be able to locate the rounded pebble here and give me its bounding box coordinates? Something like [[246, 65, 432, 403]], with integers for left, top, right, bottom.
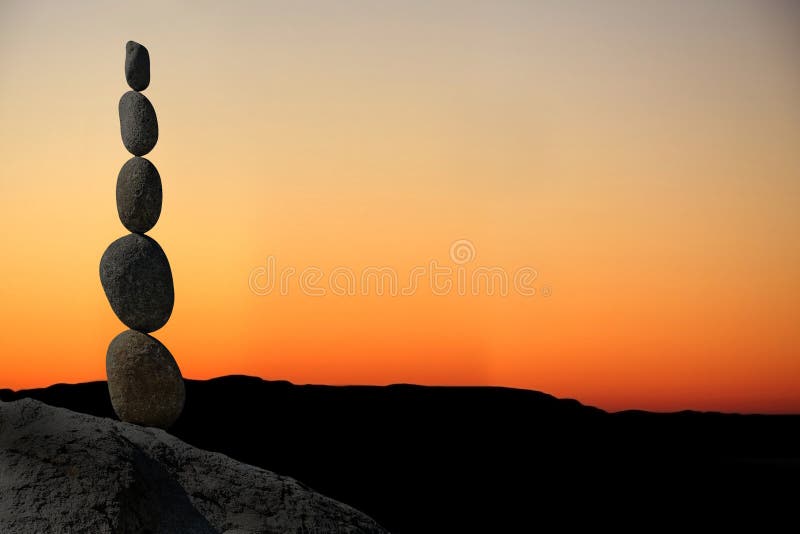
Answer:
[[116, 157, 162, 233], [125, 41, 150, 91], [119, 91, 158, 156], [99, 233, 174, 332], [106, 329, 185, 429]]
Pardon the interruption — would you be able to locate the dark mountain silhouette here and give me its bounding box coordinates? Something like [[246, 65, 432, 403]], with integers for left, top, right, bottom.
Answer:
[[2, 376, 798, 531]]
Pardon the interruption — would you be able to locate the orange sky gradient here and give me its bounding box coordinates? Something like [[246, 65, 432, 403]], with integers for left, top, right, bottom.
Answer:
[[1, 0, 799, 413]]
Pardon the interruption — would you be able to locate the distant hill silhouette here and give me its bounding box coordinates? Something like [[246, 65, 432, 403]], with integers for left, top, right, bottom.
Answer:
[[2, 376, 799, 531]]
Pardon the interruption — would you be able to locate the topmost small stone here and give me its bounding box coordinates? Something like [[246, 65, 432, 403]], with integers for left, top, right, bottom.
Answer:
[[125, 41, 150, 91]]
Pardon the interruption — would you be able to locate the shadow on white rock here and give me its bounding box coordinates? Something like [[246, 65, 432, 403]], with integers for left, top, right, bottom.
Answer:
[[0, 399, 387, 534]]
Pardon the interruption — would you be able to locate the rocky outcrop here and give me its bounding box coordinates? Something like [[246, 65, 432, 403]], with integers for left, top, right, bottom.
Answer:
[[0, 399, 387, 534]]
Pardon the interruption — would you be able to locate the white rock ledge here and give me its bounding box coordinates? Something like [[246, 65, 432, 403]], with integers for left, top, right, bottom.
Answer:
[[0, 399, 387, 534]]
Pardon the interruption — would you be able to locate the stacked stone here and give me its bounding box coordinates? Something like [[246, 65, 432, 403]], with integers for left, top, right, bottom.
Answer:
[[99, 41, 185, 429]]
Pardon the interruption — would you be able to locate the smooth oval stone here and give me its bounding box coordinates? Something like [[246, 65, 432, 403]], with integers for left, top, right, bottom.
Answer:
[[116, 157, 162, 233], [106, 329, 185, 429], [119, 91, 158, 156], [100, 233, 174, 332], [125, 41, 150, 91]]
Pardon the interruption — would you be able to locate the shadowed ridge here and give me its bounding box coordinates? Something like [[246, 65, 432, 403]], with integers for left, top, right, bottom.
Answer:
[[614, 408, 732, 416], [194, 376, 607, 414], [0, 380, 112, 417], [203, 374, 266, 384], [3, 375, 799, 532], [1, 375, 603, 413], [199, 374, 296, 389]]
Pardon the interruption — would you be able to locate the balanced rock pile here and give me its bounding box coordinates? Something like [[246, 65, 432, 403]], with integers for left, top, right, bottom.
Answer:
[[99, 41, 185, 429]]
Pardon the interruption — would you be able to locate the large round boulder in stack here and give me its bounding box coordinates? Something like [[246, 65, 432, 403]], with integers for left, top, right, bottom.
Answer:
[[106, 329, 185, 428], [119, 91, 158, 156], [116, 156, 162, 233], [100, 233, 174, 333]]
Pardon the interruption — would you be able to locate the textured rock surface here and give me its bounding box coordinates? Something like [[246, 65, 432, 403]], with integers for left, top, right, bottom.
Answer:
[[106, 330, 184, 429], [0, 399, 386, 534], [119, 91, 158, 156], [100, 233, 174, 332], [116, 157, 162, 233], [125, 41, 150, 91]]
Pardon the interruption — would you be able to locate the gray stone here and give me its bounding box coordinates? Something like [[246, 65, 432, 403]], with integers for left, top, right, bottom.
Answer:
[[0, 399, 387, 534], [106, 330, 185, 429], [116, 157, 162, 233], [99, 233, 174, 332], [119, 91, 158, 156], [125, 40, 150, 91]]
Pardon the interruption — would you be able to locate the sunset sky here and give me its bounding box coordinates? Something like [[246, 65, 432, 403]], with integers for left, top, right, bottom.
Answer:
[[1, 0, 798, 412]]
